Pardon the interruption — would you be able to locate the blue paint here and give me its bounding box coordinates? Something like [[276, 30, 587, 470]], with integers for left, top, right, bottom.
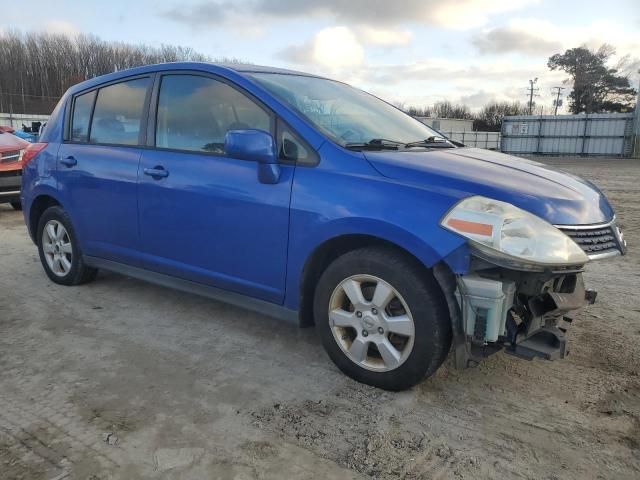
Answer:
[[23, 62, 617, 319]]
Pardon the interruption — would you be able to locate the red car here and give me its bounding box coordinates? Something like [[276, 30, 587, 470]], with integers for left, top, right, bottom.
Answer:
[[0, 128, 29, 210]]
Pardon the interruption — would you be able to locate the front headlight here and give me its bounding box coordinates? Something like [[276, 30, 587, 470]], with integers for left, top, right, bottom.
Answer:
[[441, 196, 588, 269]]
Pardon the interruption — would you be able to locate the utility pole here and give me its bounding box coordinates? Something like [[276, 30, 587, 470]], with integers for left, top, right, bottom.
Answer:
[[551, 86, 565, 115], [633, 76, 640, 158], [527, 78, 539, 115]]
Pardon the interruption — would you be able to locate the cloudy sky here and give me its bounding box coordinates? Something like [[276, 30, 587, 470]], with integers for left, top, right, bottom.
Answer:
[[2, 0, 639, 112]]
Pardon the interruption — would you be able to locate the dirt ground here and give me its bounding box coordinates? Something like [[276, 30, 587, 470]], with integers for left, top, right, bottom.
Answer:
[[0, 157, 638, 480]]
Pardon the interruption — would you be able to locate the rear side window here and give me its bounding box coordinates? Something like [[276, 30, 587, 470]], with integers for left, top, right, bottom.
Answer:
[[155, 75, 270, 154], [89, 78, 150, 146], [70, 91, 96, 142]]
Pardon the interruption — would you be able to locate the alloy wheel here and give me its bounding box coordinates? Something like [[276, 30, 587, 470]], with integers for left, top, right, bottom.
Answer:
[[328, 274, 415, 372], [42, 220, 73, 277]]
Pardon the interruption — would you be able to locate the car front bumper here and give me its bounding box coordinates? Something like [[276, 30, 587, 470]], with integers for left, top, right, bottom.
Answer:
[[0, 169, 22, 203], [434, 261, 599, 369]]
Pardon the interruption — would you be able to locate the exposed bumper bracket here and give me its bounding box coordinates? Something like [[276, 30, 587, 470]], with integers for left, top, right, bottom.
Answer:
[[505, 326, 567, 361]]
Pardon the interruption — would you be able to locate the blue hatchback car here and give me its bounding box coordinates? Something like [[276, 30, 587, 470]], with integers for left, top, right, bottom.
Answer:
[[21, 62, 626, 390]]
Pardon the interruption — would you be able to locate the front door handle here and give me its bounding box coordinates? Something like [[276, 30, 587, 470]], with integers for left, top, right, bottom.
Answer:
[[60, 156, 77, 167], [143, 166, 169, 179]]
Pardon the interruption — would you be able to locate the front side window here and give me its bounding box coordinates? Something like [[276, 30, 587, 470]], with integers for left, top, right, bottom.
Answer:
[[90, 77, 150, 146], [277, 119, 317, 165], [70, 90, 96, 142], [155, 75, 271, 154], [249, 73, 442, 147]]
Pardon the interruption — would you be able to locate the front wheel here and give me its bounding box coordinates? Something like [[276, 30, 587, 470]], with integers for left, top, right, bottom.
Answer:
[[10, 201, 22, 211], [314, 247, 452, 391]]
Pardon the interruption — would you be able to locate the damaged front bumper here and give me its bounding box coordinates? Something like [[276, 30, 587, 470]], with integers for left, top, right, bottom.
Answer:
[[434, 262, 598, 369]]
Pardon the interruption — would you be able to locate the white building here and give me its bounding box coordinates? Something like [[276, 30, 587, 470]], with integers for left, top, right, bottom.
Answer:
[[415, 117, 474, 133]]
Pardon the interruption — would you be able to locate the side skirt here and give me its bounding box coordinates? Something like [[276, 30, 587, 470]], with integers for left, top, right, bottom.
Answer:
[[83, 256, 300, 325]]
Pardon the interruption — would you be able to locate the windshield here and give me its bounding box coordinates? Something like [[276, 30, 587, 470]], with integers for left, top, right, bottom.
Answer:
[[248, 73, 443, 147]]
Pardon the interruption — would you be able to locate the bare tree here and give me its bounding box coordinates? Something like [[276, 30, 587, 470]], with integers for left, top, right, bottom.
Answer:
[[406, 102, 471, 119], [0, 30, 239, 114], [473, 101, 528, 131]]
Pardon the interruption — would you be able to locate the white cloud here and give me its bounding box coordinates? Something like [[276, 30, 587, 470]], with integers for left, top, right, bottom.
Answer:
[[474, 18, 640, 60], [473, 19, 563, 54], [432, 0, 541, 30], [280, 25, 413, 70], [285, 54, 572, 112], [163, 0, 539, 30], [314, 27, 365, 69], [281, 26, 364, 70], [357, 27, 413, 47], [44, 20, 79, 36]]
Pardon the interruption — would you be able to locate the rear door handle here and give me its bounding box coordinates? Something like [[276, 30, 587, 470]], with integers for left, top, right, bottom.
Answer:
[[60, 156, 77, 167], [143, 166, 169, 179]]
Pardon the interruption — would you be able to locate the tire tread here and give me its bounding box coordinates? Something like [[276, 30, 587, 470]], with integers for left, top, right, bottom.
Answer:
[[314, 245, 451, 390], [37, 206, 97, 286]]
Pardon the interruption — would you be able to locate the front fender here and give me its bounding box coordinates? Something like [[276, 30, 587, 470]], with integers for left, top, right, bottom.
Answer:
[[283, 149, 471, 311], [312, 217, 445, 266], [283, 215, 468, 311]]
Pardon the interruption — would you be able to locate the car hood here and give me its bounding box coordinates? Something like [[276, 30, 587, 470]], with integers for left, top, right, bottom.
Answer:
[[0, 131, 29, 148], [364, 147, 614, 225]]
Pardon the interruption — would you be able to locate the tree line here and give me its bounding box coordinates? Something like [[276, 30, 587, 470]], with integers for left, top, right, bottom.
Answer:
[[0, 31, 224, 114], [402, 100, 530, 131]]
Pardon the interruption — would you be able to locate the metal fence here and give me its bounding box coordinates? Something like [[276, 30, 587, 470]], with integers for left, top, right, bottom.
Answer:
[[441, 131, 501, 150], [0, 112, 49, 131], [501, 113, 635, 157]]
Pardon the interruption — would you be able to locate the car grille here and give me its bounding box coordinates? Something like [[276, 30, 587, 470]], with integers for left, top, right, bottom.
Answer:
[[0, 150, 21, 163], [0, 169, 22, 194], [557, 222, 624, 259]]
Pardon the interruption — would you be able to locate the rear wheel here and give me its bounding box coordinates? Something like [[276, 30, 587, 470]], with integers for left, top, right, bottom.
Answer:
[[10, 201, 21, 211], [314, 247, 452, 391], [37, 206, 97, 285]]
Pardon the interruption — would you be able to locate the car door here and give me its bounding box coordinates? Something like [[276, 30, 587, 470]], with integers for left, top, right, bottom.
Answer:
[[57, 76, 152, 266], [138, 73, 294, 304]]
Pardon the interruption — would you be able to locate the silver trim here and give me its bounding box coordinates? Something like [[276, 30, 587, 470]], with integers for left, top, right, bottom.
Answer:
[[586, 250, 621, 261], [553, 217, 615, 230], [0, 190, 20, 197], [554, 217, 625, 260]]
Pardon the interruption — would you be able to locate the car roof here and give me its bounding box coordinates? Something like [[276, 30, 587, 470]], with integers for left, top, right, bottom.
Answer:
[[67, 61, 327, 95], [226, 63, 320, 76]]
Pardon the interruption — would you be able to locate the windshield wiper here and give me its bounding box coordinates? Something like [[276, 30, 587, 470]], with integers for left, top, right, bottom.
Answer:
[[404, 136, 455, 149], [345, 138, 403, 151]]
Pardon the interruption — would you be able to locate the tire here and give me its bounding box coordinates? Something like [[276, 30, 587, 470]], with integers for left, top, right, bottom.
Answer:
[[37, 206, 97, 286], [10, 201, 22, 211], [314, 246, 451, 391]]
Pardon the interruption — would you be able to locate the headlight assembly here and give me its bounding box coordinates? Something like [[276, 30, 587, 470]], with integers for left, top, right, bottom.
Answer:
[[441, 196, 589, 270]]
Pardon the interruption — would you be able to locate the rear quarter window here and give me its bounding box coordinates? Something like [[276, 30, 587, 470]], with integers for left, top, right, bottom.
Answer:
[[70, 91, 96, 142]]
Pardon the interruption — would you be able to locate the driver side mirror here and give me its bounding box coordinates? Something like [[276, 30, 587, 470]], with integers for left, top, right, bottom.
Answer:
[[224, 129, 280, 184]]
